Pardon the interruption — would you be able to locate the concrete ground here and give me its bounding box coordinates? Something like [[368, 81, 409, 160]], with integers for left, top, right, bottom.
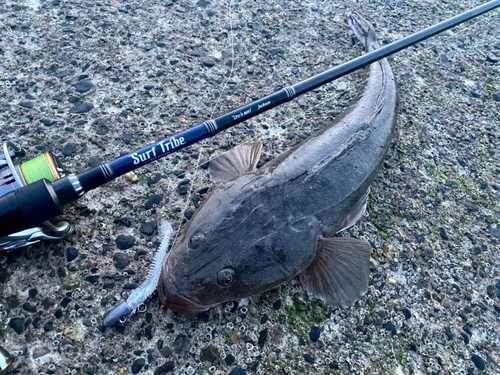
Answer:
[[0, 0, 499, 374]]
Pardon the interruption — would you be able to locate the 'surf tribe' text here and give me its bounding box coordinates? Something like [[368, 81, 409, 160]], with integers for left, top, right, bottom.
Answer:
[[130, 137, 186, 165]]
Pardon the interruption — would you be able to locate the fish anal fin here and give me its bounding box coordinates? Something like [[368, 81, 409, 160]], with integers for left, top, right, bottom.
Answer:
[[337, 187, 370, 233], [209, 141, 263, 184], [299, 236, 371, 308]]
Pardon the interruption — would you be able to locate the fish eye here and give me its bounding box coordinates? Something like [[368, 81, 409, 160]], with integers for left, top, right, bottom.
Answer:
[[217, 268, 235, 287], [188, 233, 205, 249]]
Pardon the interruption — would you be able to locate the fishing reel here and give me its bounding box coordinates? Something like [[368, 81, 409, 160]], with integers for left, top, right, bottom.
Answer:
[[0, 141, 74, 252]]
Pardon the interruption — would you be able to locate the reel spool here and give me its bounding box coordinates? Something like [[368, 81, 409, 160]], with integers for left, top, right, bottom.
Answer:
[[0, 141, 74, 252]]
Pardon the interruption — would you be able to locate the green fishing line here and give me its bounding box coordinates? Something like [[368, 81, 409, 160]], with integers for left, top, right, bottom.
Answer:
[[20, 153, 57, 184]]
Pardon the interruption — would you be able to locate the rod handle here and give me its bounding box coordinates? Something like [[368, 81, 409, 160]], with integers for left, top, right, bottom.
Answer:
[[0, 179, 62, 237]]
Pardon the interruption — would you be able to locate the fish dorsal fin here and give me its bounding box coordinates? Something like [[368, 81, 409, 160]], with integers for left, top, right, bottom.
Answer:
[[337, 187, 370, 233], [299, 236, 371, 308], [209, 141, 263, 184]]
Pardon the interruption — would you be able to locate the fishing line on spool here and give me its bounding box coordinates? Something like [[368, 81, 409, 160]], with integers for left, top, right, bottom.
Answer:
[[167, 1, 498, 247]]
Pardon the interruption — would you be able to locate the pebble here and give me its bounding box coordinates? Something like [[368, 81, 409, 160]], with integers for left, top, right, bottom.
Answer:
[[69, 102, 94, 113], [23, 302, 36, 313], [62, 142, 77, 156], [309, 326, 321, 342], [148, 173, 163, 185], [303, 353, 315, 364], [145, 194, 163, 209], [464, 200, 478, 212], [57, 267, 67, 278], [114, 217, 132, 227], [471, 354, 486, 370], [273, 299, 281, 310], [103, 282, 115, 289], [172, 334, 190, 355], [487, 226, 500, 238], [19, 101, 34, 108], [229, 369, 246, 375], [124, 171, 139, 184], [131, 358, 145, 374], [486, 53, 499, 63], [184, 209, 195, 220], [258, 328, 268, 348], [40, 118, 55, 126], [154, 361, 175, 375], [382, 321, 397, 335], [414, 233, 426, 244], [85, 275, 99, 284], [202, 58, 215, 67], [32, 346, 51, 359], [44, 321, 54, 332], [200, 345, 219, 363], [121, 133, 133, 143], [67, 247, 79, 262], [440, 227, 449, 240], [115, 235, 136, 250], [140, 221, 157, 236], [88, 155, 102, 168], [9, 317, 24, 334], [270, 47, 286, 55], [225, 354, 235, 366], [287, 132, 295, 139], [440, 55, 453, 68], [444, 326, 454, 341], [7, 296, 19, 309], [29, 288, 38, 300], [487, 285, 495, 298], [197, 313, 210, 322], [73, 81, 93, 93], [113, 252, 131, 269], [402, 307, 412, 319], [145, 325, 154, 340], [260, 314, 268, 324]]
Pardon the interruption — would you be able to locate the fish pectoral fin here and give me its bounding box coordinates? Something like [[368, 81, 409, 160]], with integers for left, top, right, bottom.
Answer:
[[209, 141, 263, 184], [299, 236, 371, 308], [337, 187, 370, 233]]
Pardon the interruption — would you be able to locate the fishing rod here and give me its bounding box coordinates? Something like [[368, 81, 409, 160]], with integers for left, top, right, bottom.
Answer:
[[0, 0, 499, 250]]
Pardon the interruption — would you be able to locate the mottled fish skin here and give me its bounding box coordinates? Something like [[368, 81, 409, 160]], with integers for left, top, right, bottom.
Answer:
[[158, 13, 397, 313]]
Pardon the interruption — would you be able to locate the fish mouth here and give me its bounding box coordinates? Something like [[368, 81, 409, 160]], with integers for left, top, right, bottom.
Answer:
[[159, 272, 211, 314]]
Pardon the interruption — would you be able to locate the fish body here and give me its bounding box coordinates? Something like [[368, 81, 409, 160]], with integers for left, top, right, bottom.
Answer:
[[158, 13, 397, 313]]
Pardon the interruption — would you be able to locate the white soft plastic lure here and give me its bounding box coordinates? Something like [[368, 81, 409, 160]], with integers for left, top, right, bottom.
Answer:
[[103, 222, 173, 327]]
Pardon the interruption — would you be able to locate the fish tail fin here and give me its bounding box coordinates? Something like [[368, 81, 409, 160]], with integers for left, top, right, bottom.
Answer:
[[347, 12, 379, 52], [299, 236, 371, 308]]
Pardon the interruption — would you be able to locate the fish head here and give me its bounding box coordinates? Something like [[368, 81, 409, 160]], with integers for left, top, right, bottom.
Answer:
[[158, 183, 320, 313]]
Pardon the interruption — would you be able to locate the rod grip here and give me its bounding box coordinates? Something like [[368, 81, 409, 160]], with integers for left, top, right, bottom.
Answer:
[[0, 179, 62, 237]]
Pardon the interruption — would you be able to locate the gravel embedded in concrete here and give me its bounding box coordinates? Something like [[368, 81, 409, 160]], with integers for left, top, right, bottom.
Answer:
[[1, 0, 499, 374]]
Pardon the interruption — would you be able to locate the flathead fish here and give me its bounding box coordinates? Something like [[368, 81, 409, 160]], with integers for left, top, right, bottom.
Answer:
[[158, 13, 397, 313]]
